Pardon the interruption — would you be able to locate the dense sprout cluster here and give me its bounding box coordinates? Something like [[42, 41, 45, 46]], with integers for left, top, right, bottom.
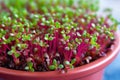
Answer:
[[0, 0, 118, 72]]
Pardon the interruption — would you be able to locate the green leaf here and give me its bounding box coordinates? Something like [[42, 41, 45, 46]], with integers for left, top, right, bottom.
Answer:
[[11, 46, 16, 51], [53, 59, 57, 66], [65, 60, 70, 65], [83, 30, 87, 37], [28, 61, 33, 68], [25, 66, 29, 70], [49, 36, 54, 40], [44, 34, 53, 40], [14, 52, 20, 58], [29, 0, 37, 10], [12, 25, 17, 30], [70, 64, 74, 69], [39, 40, 44, 46], [63, 34, 70, 40], [44, 34, 49, 40], [58, 64, 64, 69], [7, 51, 13, 55], [90, 35, 100, 49], [30, 68, 35, 72], [71, 58, 76, 64], [49, 65, 56, 70], [41, 6, 48, 13], [17, 43, 27, 49], [0, 29, 6, 35], [22, 34, 31, 41], [55, 22, 61, 28], [25, 61, 35, 72], [0, 34, 2, 38]]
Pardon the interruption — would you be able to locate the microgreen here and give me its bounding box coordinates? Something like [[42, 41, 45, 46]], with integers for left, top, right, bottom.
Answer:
[[25, 61, 35, 72], [49, 65, 56, 70], [0, 0, 117, 72], [22, 34, 32, 41], [17, 43, 27, 50], [7, 47, 20, 58], [55, 22, 61, 28], [71, 58, 76, 65], [58, 64, 64, 69], [44, 34, 54, 41]]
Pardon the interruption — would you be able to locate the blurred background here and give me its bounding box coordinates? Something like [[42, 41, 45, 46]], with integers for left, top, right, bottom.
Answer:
[[99, 0, 120, 80]]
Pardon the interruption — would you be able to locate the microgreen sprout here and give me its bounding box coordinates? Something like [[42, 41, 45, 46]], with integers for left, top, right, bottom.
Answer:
[[7, 47, 21, 58], [0, 0, 117, 72], [25, 61, 35, 72]]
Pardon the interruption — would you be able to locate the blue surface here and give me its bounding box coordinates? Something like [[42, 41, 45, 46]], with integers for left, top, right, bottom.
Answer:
[[104, 53, 120, 80]]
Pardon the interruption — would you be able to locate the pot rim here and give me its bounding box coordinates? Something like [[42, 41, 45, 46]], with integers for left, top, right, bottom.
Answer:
[[0, 31, 120, 79]]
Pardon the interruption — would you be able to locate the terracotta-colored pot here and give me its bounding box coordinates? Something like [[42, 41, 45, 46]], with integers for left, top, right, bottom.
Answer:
[[0, 32, 120, 80]]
